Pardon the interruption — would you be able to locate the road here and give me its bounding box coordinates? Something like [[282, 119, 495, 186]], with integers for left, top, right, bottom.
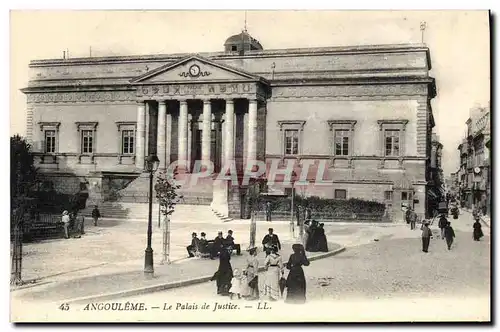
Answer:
[[84, 210, 489, 322]]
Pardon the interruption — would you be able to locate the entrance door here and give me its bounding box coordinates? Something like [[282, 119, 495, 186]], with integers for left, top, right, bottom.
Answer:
[[192, 129, 202, 172]]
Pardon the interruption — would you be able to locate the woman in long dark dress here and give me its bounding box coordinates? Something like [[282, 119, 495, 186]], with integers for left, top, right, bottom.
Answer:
[[285, 244, 310, 304], [473, 218, 484, 241], [210, 247, 233, 295], [316, 223, 329, 252], [306, 220, 318, 252]]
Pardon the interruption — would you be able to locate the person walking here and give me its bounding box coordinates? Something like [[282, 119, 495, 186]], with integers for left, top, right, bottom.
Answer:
[[245, 247, 260, 300], [410, 208, 417, 230], [265, 202, 272, 222], [473, 218, 484, 241], [421, 221, 432, 253], [285, 244, 310, 304], [443, 221, 456, 250], [263, 246, 284, 301], [91, 205, 101, 226], [210, 246, 233, 296], [61, 210, 70, 239], [438, 214, 448, 240]]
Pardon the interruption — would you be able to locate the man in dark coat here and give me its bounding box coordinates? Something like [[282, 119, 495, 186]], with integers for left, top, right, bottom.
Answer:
[[421, 221, 432, 253], [473, 218, 484, 241], [224, 230, 241, 255], [211, 231, 224, 259], [91, 205, 101, 226], [186, 232, 200, 258], [438, 214, 448, 239], [443, 222, 456, 250], [199, 232, 209, 253], [262, 228, 281, 255], [265, 202, 272, 222]]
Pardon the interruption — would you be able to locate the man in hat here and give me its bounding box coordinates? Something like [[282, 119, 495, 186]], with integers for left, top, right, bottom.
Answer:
[[186, 232, 200, 258], [262, 228, 281, 255], [225, 230, 241, 255], [265, 202, 272, 222], [421, 221, 433, 253], [91, 205, 101, 227], [61, 210, 70, 239], [211, 231, 225, 259]]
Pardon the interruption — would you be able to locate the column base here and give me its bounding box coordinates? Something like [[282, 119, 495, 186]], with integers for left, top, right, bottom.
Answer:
[[144, 248, 154, 278]]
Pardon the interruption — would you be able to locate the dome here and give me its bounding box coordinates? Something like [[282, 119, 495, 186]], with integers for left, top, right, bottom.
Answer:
[[224, 31, 263, 52]]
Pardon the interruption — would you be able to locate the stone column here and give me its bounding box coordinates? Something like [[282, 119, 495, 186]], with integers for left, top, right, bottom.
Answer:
[[178, 100, 188, 169], [247, 99, 258, 166], [202, 99, 212, 165], [145, 103, 150, 156], [157, 101, 167, 170], [187, 114, 193, 172], [165, 113, 172, 167], [224, 99, 235, 167], [136, 101, 146, 171]]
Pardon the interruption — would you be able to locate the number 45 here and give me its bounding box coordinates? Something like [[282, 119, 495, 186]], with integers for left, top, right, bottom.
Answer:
[[59, 303, 70, 311]]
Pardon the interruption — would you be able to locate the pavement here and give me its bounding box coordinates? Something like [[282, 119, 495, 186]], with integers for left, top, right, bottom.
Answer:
[[11, 207, 490, 322]]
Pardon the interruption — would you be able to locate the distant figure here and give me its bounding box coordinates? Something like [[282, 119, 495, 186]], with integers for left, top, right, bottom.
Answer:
[[409, 208, 417, 230], [91, 205, 101, 226], [421, 221, 432, 253], [305, 207, 312, 221], [262, 228, 281, 255], [473, 218, 484, 241], [225, 230, 241, 255], [438, 214, 448, 239], [199, 232, 208, 253], [443, 222, 455, 250], [265, 202, 272, 222], [305, 220, 319, 252], [186, 232, 200, 258], [405, 207, 412, 225], [302, 220, 310, 248], [61, 210, 70, 239], [285, 244, 310, 304], [316, 223, 329, 252], [229, 268, 242, 300]]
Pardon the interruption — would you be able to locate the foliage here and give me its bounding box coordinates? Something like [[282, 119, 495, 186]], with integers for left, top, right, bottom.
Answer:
[[262, 196, 386, 215], [155, 171, 183, 217], [33, 190, 84, 215], [11, 135, 39, 226]]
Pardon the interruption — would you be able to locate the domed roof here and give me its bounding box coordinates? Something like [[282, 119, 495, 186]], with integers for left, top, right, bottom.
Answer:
[[224, 31, 263, 50]]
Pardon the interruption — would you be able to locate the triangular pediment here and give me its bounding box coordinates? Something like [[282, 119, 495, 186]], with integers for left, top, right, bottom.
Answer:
[[130, 55, 262, 84]]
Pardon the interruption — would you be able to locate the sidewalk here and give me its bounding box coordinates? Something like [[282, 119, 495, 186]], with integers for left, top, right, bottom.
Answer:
[[13, 241, 343, 304], [462, 208, 491, 228]]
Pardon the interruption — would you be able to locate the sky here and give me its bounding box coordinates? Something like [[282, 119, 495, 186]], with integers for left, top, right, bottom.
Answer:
[[9, 10, 490, 176]]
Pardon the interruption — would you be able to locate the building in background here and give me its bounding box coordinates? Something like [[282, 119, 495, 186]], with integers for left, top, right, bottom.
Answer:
[[22, 31, 437, 221], [427, 132, 444, 217], [455, 104, 490, 215]]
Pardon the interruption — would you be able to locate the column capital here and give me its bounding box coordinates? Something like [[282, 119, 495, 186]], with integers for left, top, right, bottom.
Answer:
[[203, 99, 212, 105], [248, 99, 258, 105], [179, 100, 188, 106], [136, 100, 146, 106], [225, 99, 234, 105]]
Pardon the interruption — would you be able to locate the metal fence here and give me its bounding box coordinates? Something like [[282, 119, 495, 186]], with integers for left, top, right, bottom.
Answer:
[[253, 210, 387, 222], [106, 191, 213, 205]]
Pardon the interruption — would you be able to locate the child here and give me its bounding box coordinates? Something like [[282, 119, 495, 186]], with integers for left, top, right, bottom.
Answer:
[[239, 269, 251, 299], [229, 268, 242, 300]]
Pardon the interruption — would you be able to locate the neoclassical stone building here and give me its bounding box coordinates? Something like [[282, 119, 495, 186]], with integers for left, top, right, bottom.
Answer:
[[23, 31, 437, 221]]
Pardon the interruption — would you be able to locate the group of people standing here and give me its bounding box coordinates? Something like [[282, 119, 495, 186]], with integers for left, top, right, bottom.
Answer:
[[303, 220, 328, 252], [211, 242, 310, 304]]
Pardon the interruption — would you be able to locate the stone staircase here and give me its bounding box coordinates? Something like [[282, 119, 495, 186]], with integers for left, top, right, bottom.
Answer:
[[80, 202, 221, 223], [211, 208, 233, 222]]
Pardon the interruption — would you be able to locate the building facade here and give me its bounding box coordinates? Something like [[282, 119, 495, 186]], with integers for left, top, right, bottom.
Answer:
[[456, 104, 490, 215], [22, 32, 437, 221], [427, 132, 444, 216]]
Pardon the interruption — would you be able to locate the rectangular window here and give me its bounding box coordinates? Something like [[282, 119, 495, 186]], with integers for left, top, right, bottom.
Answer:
[[401, 191, 408, 201], [334, 189, 347, 200], [81, 130, 93, 153], [45, 130, 56, 153], [122, 130, 135, 154], [385, 130, 400, 157], [334, 129, 350, 156], [284, 129, 299, 155], [384, 191, 393, 201]]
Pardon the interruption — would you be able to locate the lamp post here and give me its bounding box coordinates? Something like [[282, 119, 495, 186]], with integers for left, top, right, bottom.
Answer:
[[290, 170, 297, 239], [144, 155, 160, 277]]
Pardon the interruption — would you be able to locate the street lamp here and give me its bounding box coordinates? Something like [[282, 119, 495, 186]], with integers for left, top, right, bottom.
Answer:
[[144, 154, 160, 277], [290, 170, 297, 239]]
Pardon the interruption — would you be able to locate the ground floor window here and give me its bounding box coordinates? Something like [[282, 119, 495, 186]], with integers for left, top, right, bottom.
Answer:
[[334, 189, 347, 200]]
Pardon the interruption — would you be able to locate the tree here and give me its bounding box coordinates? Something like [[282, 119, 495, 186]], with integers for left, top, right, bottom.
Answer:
[[10, 135, 39, 285], [246, 175, 267, 248], [155, 170, 183, 264]]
